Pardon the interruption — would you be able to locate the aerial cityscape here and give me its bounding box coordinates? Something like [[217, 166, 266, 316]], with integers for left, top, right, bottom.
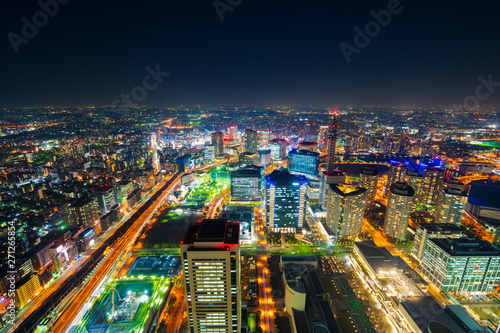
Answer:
[[1, 1, 500, 333]]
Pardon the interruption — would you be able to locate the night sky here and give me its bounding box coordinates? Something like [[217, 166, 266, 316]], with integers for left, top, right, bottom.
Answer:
[[1, 0, 499, 107]]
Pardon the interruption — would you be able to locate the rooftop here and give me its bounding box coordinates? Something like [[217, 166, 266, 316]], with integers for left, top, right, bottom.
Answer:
[[430, 237, 500, 257], [418, 223, 464, 233], [181, 219, 240, 245], [390, 182, 415, 197], [329, 183, 366, 197]]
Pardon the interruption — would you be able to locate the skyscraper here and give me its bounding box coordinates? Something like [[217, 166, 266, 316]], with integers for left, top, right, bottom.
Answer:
[[318, 126, 328, 151], [258, 148, 271, 167], [404, 170, 422, 209], [305, 123, 319, 141], [181, 219, 241, 333], [435, 188, 468, 226], [288, 149, 320, 176], [230, 164, 265, 202], [419, 167, 445, 207], [319, 112, 344, 209], [326, 112, 339, 175], [269, 138, 287, 160], [211, 131, 224, 157], [244, 129, 258, 153], [385, 163, 408, 197], [383, 182, 414, 240], [257, 129, 271, 149], [325, 184, 366, 239], [358, 166, 379, 210], [265, 169, 307, 233]]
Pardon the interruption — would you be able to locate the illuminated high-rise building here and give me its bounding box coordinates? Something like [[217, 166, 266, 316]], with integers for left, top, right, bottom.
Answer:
[[325, 184, 366, 239], [257, 129, 271, 149], [319, 112, 344, 209], [419, 167, 445, 207], [421, 238, 500, 292], [230, 164, 265, 202], [228, 125, 238, 140], [288, 149, 319, 176], [385, 163, 408, 197], [211, 131, 224, 157], [404, 170, 422, 209], [326, 111, 339, 175], [151, 132, 159, 173], [244, 129, 258, 153], [258, 148, 271, 167], [181, 219, 241, 333], [265, 169, 307, 233], [318, 126, 328, 151], [412, 223, 464, 261], [305, 123, 319, 141], [383, 182, 414, 240], [435, 188, 468, 226], [204, 144, 215, 161], [358, 166, 379, 210], [269, 138, 287, 160]]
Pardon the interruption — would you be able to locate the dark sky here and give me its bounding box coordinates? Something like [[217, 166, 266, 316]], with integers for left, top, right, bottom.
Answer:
[[1, 0, 499, 107]]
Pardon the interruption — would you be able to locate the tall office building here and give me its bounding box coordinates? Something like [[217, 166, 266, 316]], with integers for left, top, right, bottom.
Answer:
[[258, 148, 271, 167], [412, 223, 464, 261], [326, 112, 339, 175], [265, 169, 307, 233], [228, 126, 238, 140], [383, 182, 414, 240], [181, 219, 241, 333], [318, 126, 328, 151], [404, 170, 422, 209], [385, 163, 408, 197], [419, 167, 445, 207], [211, 131, 224, 157], [325, 184, 366, 239], [358, 166, 379, 210], [204, 144, 215, 161], [230, 164, 265, 202], [288, 149, 320, 176], [93, 186, 118, 215], [319, 112, 344, 209], [435, 188, 468, 226], [257, 130, 271, 149], [421, 238, 500, 292], [269, 138, 287, 159], [244, 129, 258, 153], [305, 123, 319, 141]]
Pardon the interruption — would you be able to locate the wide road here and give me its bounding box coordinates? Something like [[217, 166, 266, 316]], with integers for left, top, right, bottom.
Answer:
[[205, 188, 230, 219], [2, 179, 170, 333], [51, 158, 236, 333]]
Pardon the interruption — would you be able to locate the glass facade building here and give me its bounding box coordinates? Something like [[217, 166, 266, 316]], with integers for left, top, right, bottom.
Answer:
[[288, 148, 319, 176], [421, 238, 500, 292], [244, 129, 258, 153], [269, 138, 287, 160], [230, 165, 264, 202], [412, 223, 465, 261], [265, 169, 307, 233]]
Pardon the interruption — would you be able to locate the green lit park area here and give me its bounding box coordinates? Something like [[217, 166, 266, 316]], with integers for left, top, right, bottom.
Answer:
[[76, 277, 169, 333], [185, 181, 227, 206]]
